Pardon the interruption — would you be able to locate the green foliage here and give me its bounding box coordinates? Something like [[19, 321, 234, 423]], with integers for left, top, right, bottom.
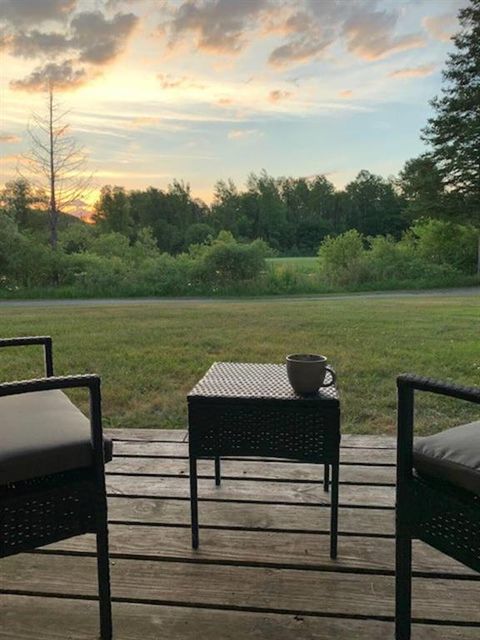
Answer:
[[317, 221, 475, 288], [184, 222, 214, 248], [412, 219, 478, 273], [59, 222, 97, 254], [318, 230, 369, 286], [422, 0, 480, 222], [398, 156, 445, 220], [93, 186, 133, 238], [193, 231, 266, 285]]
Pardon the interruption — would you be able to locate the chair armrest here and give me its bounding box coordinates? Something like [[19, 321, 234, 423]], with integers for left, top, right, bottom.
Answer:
[[396, 374, 480, 489], [397, 373, 480, 404], [0, 374, 106, 470], [0, 336, 54, 377]]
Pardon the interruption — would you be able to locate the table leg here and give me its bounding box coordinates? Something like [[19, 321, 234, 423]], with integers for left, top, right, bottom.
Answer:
[[189, 455, 199, 549], [215, 456, 221, 486], [323, 464, 329, 492], [330, 461, 339, 560]]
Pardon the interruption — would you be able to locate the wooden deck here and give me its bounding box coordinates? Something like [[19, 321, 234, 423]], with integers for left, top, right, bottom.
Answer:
[[1, 429, 479, 639]]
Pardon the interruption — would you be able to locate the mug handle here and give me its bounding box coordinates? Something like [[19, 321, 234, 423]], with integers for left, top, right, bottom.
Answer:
[[321, 365, 336, 387]]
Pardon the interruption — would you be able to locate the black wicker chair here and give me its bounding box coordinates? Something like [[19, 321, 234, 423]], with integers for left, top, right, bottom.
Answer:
[[395, 373, 480, 640], [0, 336, 112, 640]]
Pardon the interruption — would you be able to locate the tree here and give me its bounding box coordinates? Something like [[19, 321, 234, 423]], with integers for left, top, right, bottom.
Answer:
[[422, 0, 480, 269], [344, 170, 405, 237], [0, 178, 44, 227], [20, 86, 91, 249], [397, 156, 445, 220], [93, 185, 133, 238]]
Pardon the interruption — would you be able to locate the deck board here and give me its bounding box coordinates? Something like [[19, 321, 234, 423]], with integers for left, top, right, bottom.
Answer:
[[1, 428, 478, 640]]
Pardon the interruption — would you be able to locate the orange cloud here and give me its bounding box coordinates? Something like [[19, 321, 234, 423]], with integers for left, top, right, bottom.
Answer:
[[389, 64, 436, 79], [164, 0, 270, 55], [268, 89, 292, 103], [0, 133, 21, 143], [423, 14, 457, 43], [157, 74, 205, 90], [339, 89, 353, 99], [10, 59, 93, 92]]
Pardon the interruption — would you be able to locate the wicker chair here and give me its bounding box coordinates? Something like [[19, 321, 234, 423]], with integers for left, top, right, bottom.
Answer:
[[395, 374, 480, 640], [0, 336, 113, 640]]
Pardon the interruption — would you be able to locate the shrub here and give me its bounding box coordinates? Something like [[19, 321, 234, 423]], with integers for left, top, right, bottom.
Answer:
[[58, 223, 97, 254], [318, 230, 369, 285], [411, 219, 478, 274], [193, 231, 266, 285]]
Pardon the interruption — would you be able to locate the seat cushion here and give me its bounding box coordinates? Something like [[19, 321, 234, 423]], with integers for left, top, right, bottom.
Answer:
[[413, 420, 480, 496], [0, 389, 113, 484]]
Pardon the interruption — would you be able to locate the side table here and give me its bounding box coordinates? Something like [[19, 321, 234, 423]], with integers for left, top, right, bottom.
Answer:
[[187, 362, 341, 558]]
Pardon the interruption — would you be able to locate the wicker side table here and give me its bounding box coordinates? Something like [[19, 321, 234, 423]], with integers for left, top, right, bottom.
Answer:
[[187, 362, 341, 558]]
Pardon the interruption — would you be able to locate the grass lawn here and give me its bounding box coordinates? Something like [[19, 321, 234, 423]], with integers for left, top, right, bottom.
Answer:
[[0, 294, 478, 435]]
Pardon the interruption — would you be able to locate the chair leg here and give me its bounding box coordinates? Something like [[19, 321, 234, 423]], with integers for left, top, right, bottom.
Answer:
[[96, 510, 112, 640], [190, 455, 199, 549], [329, 462, 339, 559], [215, 456, 221, 486], [395, 532, 412, 640], [324, 464, 330, 492]]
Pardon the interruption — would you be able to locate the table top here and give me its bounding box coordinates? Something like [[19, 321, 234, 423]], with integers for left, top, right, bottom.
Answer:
[[188, 362, 339, 405]]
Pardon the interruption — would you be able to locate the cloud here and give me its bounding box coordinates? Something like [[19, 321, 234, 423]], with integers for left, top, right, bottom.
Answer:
[[267, 1, 425, 67], [343, 6, 426, 60], [0, 133, 21, 143], [0, 0, 77, 27], [339, 89, 353, 99], [164, 0, 270, 54], [389, 64, 436, 79], [228, 128, 262, 140], [9, 30, 71, 58], [158, 73, 205, 90], [423, 13, 457, 43], [106, 0, 142, 7], [10, 59, 89, 91], [268, 89, 292, 103], [4, 11, 138, 65], [71, 10, 139, 64], [6, 8, 139, 91], [268, 6, 337, 67]]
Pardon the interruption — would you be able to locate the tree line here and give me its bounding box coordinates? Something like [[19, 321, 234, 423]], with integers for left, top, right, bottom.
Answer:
[[88, 169, 406, 256]]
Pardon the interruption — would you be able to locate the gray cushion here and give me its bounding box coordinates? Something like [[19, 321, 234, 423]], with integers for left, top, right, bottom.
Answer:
[[0, 389, 113, 484], [413, 420, 480, 496]]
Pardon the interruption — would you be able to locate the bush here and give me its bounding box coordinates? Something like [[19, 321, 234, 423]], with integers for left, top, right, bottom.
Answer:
[[193, 231, 267, 285], [58, 223, 97, 254], [137, 253, 193, 295], [318, 230, 369, 286], [412, 219, 478, 274]]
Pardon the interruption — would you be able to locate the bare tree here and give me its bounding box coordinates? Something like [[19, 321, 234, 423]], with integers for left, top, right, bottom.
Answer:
[[19, 85, 91, 248]]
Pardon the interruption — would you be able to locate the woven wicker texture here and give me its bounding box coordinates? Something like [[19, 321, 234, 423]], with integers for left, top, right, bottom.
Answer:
[[188, 362, 340, 461], [412, 475, 480, 572], [0, 470, 97, 557], [188, 362, 338, 404]]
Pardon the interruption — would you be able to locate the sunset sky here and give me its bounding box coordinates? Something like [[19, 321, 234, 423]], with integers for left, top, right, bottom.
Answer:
[[0, 0, 467, 206]]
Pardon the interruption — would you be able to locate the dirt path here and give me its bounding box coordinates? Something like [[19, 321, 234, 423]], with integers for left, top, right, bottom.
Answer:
[[0, 287, 478, 309]]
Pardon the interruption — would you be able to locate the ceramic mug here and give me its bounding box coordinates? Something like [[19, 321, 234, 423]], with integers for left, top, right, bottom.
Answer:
[[286, 354, 336, 395]]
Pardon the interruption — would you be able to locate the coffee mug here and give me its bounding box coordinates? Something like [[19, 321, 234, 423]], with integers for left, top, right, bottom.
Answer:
[[286, 354, 336, 395]]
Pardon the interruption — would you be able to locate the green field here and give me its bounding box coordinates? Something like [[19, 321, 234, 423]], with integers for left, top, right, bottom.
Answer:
[[0, 294, 478, 435]]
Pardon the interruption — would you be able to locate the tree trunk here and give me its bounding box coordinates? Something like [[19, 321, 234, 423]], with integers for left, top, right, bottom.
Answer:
[[477, 233, 480, 276], [48, 87, 58, 250]]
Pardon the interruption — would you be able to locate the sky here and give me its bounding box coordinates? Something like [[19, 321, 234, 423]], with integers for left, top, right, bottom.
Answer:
[[0, 0, 468, 208]]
